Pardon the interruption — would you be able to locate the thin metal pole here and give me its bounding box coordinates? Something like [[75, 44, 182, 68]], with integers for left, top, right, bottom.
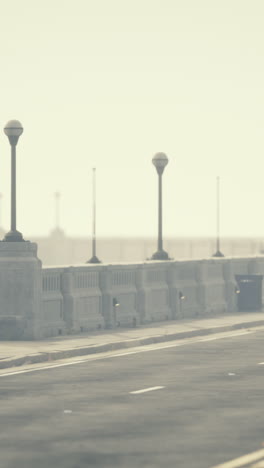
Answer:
[[212, 175, 224, 257], [87, 167, 101, 263], [4, 141, 24, 241], [150, 161, 169, 260], [216, 176, 220, 253], [3, 123, 24, 242], [92, 167, 96, 257], [11, 145, 16, 232], [158, 173, 163, 251]]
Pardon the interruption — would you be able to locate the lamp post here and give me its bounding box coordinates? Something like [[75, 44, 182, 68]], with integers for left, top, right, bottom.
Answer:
[[212, 176, 224, 257], [87, 167, 101, 263], [3, 120, 24, 242], [151, 152, 170, 260]]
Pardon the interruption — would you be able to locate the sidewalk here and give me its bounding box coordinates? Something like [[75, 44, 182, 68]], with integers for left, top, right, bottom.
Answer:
[[0, 312, 263, 369]]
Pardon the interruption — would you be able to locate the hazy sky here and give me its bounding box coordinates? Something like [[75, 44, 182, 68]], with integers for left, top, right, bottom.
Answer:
[[0, 0, 264, 238]]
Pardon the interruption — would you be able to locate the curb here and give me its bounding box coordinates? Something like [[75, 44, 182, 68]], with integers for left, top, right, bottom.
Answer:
[[1, 319, 264, 370]]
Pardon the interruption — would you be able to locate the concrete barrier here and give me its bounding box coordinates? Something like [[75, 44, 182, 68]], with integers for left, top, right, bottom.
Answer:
[[42, 267, 65, 337], [0, 240, 264, 339], [0, 242, 42, 339], [199, 259, 227, 315], [107, 265, 138, 328], [61, 265, 104, 334], [138, 263, 171, 323], [174, 260, 202, 318]]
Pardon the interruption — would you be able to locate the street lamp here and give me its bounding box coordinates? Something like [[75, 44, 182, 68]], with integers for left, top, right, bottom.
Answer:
[[3, 120, 24, 242], [87, 167, 101, 263], [212, 176, 224, 257], [151, 152, 170, 260]]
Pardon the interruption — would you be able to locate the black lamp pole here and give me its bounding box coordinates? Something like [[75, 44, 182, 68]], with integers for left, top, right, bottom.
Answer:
[[87, 167, 101, 263], [212, 175, 224, 257], [3, 120, 24, 242], [151, 152, 170, 260]]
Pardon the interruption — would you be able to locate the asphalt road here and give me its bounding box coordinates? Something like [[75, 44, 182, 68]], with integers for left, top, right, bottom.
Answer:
[[1, 328, 264, 468]]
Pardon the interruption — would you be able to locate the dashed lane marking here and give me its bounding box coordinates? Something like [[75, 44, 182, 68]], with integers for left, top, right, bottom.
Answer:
[[130, 386, 165, 394]]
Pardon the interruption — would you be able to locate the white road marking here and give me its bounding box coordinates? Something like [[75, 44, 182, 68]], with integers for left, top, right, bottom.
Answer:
[[0, 329, 254, 378], [210, 448, 264, 468], [130, 386, 165, 394], [197, 331, 250, 341], [252, 461, 264, 467], [0, 359, 87, 377], [258, 362, 264, 365]]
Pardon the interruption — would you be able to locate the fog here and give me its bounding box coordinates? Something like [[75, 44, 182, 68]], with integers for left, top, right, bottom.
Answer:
[[14, 231, 264, 265], [0, 1, 263, 240]]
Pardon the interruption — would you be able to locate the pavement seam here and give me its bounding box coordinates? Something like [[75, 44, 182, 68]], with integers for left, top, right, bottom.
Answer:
[[0, 319, 264, 370]]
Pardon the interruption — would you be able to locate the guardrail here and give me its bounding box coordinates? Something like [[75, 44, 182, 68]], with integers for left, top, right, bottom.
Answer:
[[39, 256, 264, 338], [0, 239, 262, 339]]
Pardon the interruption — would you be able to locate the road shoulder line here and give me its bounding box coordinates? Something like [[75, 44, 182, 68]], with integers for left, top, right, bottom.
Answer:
[[1, 319, 264, 370]]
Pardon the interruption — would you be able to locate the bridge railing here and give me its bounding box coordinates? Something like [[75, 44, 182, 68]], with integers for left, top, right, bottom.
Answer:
[[0, 239, 261, 339], [41, 267, 65, 337], [39, 256, 264, 338]]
